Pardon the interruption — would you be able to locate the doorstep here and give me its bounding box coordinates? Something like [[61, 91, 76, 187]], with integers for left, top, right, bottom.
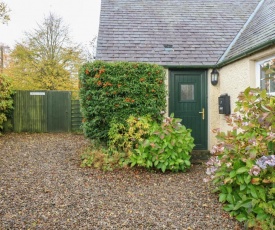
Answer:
[[190, 150, 210, 164]]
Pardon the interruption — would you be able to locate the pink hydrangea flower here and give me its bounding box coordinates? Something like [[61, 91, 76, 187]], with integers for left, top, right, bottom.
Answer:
[[249, 165, 261, 176]]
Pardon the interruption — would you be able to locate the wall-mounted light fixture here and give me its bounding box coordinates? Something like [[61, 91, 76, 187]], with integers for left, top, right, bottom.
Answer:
[[211, 69, 219, 86]]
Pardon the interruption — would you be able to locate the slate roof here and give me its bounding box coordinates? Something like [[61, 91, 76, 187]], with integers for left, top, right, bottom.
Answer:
[[220, 0, 275, 63], [96, 0, 260, 66]]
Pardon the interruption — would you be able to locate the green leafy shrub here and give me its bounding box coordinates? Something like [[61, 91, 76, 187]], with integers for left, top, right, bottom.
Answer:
[[81, 114, 195, 172], [0, 74, 13, 134], [205, 87, 275, 229], [79, 61, 166, 141], [108, 115, 152, 156], [81, 115, 158, 171], [130, 115, 195, 172]]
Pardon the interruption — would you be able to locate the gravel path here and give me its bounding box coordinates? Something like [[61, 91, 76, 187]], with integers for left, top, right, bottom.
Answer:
[[0, 133, 242, 230]]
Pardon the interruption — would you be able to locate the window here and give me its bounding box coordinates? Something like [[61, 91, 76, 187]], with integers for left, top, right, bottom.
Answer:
[[256, 56, 275, 95], [180, 84, 194, 101]]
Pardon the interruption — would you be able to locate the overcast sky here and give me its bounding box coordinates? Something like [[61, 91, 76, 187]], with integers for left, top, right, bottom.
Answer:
[[0, 0, 101, 48]]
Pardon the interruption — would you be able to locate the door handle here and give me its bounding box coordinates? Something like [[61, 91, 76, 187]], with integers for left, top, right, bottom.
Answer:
[[199, 108, 205, 120]]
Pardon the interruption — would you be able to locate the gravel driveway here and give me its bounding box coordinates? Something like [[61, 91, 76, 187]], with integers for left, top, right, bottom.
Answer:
[[0, 133, 242, 229]]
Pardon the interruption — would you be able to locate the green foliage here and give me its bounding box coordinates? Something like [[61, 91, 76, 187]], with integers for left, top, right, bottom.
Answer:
[[130, 115, 195, 172], [81, 114, 195, 172], [0, 74, 13, 134], [79, 61, 166, 141], [108, 115, 152, 156], [80, 144, 127, 171], [205, 87, 275, 229], [80, 153, 94, 167]]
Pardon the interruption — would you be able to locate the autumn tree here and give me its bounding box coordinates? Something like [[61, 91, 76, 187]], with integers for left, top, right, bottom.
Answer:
[[0, 2, 10, 24], [6, 13, 84, 90], [82, 36, 97, 62]]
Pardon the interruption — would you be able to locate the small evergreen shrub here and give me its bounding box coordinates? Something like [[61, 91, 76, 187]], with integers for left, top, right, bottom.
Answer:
[[79, 61, 166, 141], [108, 115, 152, 156], [130, 115, 195, 172], [0, 74, 13, 134], [205, 88, 275, 229]]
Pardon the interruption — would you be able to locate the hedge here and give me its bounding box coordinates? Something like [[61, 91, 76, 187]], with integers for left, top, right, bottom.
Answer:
[[79, 61, 167, 141]]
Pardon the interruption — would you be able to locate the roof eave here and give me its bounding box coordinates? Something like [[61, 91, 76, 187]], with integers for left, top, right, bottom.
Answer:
[[216, 39, 275, 68], [163, 64, 214, 69], [218, 0, 265, 64]]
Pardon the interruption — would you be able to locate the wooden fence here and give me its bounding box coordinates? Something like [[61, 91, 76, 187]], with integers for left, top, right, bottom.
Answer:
[[71, 100, 83, 132], [12, 90, 83, 133]]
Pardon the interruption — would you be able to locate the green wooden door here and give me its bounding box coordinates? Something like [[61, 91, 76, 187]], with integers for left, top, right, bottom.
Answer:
[[47, 91, 71, 132], [169, 70, 208, 150]]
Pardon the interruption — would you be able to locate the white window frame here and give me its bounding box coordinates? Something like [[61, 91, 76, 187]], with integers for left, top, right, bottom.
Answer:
[[256, 55, 275, 96]]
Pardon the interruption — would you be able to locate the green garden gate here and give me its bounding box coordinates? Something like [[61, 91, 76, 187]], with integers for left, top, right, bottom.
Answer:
[[13, 90, 82, 132]]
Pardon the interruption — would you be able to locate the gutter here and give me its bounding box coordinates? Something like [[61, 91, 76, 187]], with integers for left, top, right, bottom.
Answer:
[[163, 64, 214, 69], [216, 39, 275, 68]]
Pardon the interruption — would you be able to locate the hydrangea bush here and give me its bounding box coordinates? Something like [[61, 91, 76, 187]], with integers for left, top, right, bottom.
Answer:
[[130, 114, 195, 172], [205, 87, 275, 230]]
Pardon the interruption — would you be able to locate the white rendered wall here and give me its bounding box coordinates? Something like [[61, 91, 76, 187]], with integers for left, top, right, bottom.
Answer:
[[209, 45, 275, 148]]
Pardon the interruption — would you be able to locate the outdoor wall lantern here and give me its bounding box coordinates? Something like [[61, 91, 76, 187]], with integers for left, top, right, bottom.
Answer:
[[211, 69, 219, 86]]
